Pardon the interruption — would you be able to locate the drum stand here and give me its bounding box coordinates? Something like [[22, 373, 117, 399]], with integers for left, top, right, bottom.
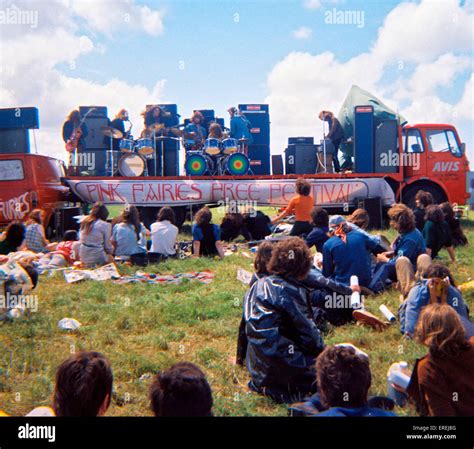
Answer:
[[106, 135, 115, 176]]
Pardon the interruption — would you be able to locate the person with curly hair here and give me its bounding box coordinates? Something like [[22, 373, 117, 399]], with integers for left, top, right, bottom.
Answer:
[[369, 204, 429, 295], [272, 178, 314, 237], [413, 190, 433, 231], [243, 237, 325, 403]]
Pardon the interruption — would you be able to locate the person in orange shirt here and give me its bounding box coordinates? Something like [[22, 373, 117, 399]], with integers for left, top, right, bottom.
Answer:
[[272, 178, 314, 236]]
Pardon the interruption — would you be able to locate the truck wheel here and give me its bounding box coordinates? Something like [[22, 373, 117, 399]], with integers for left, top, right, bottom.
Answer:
[[402, 184, 447, 209]]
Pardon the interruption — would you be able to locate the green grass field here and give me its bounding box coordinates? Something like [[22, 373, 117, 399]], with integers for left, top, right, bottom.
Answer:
[[0, 209, 473, 416]]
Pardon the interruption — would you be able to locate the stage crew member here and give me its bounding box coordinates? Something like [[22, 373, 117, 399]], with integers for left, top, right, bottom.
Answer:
[[228, 107, 253, 154], [318, 110, 344, 173]]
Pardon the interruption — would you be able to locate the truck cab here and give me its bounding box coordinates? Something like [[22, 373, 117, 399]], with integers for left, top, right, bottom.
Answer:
[[0, 153, 78, 238], [400, 124, 470, 207]]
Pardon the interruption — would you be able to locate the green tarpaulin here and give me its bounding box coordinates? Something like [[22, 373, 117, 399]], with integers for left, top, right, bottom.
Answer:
[[337, 85, 407, 169]]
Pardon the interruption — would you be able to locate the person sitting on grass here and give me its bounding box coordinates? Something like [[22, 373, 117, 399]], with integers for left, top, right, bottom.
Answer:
[[322, 215, 378, 288], [370, 204, 429, 296], [271, 178, 314, 237], [404, 304, 474, 416], [413, 190, 433, 231], [27, 351, 113, 417], [243, 207, 272, 241], [0, 222, 26, 255], [422, 204, 456, 262], [0, 260, 38, 321], [305, 207, 329, 253], [440, 202, 468, 247], [150, 206, 178, 258], [24, 209, 55, 253], [290, 344, 396, 417], [149, 362, 213, 417], [38, 230, 80, 271], [192, 207, 225, 259], [236, 241, 274, 366], [244, 237, 325, 403], [220, 209, 251, 242], [79, 202, 113, 268], [112, 205, 148, 259], [399, 263, 469, 337]]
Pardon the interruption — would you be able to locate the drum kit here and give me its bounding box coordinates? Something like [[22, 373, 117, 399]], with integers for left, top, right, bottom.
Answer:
[[101, 122, 251, 177], [184, 136, 251, 176]]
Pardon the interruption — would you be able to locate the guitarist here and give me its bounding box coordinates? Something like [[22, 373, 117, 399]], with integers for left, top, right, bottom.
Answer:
[[62, 110, 88, 170]]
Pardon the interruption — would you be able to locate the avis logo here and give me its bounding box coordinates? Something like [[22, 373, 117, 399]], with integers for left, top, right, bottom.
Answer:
[[433, 162, 460, 172]]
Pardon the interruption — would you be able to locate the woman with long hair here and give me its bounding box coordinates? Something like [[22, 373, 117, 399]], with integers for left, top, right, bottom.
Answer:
[[422, 204, 456, 261], [24, 209, 53, 253], [192, 207, 224, 259], [111, 205, 148, 258], [150, 207, 178, 257], [405, 304, 474, 416], [79, 202, 113, 267]]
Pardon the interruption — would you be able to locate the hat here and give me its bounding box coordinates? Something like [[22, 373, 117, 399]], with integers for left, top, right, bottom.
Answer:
[[329, 215, 346, 229]]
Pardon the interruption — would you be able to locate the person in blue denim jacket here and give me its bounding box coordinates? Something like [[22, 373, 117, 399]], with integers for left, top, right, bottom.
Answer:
[[370, 204, 428, 295], [399, 264, 469, 337]]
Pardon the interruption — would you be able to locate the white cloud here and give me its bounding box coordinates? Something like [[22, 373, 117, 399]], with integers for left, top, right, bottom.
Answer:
[[266, 0, 474, 160], [293, 26, 313, 39], [0, 0, 167, 161]]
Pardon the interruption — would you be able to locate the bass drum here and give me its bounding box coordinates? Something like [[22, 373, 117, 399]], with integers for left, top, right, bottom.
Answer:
[[224, 152, 250, 175], [185, 153, 214, 176], [118, 153, 146, 177]]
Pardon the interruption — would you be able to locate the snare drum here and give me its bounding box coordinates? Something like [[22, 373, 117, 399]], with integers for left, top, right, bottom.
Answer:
[[222, 138, 238, 155], [203, 138, 221, 155], [224, 153, 250, 176], [136, 138, 154, 156], [119, 138, 135, 153], [118, 153, 146, 177], [185, 153, 214, 176]]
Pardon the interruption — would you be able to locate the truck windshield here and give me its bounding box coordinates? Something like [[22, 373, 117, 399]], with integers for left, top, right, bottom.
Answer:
[[426, 129, 462, 157]]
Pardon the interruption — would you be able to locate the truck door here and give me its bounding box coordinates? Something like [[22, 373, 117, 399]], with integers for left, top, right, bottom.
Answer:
[[403, 128, 426, 178], [423, 127, 466, 203]]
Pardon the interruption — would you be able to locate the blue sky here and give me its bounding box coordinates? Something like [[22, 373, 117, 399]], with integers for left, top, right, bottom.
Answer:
[[57, 0, 418, 121]]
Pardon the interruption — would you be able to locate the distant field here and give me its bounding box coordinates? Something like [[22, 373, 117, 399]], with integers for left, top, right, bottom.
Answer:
[[0, 211, 473, 416]]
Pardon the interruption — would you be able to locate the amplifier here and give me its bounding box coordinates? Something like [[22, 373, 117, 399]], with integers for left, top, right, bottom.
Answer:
[[288, 136, 314, 145], [285, 144, 317, 174], [356, 197, 383, 230], [248, 144, 270, 175], [0, 129, 30, 153], [0, 107, 39, 129], [272, 154, 284, 175], [79, 106, 108, 118], [82, 116, 110, 150], [354, 105, 375, 173], [374, 119, 398, 173]]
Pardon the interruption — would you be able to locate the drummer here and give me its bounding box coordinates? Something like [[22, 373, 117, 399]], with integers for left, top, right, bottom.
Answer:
[[184, 111, 207, 150], [208, 122, 225, 140], [107, 108, 129, 151]]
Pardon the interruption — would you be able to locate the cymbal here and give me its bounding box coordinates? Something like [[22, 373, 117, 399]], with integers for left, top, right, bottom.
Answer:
[[101, 126, 123, 139], [148, 123, 165, 133]]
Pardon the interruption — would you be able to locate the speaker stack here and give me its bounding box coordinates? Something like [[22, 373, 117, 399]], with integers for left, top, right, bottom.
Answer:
[[156, 104, 180, 176], [238, 104, 270, 175], [78, 106, 109, 176], [284, 137, 317, 174], [0, 107, 39, 154]]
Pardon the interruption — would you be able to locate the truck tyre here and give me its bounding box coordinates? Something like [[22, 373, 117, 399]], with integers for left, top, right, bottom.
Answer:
[[401, 184, 447, 209]]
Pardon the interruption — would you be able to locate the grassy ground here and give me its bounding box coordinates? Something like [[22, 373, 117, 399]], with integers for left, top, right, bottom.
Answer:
[[0, 210, 473, 416]]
